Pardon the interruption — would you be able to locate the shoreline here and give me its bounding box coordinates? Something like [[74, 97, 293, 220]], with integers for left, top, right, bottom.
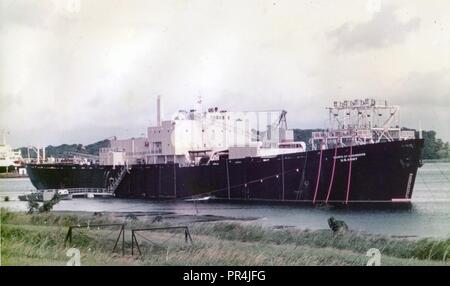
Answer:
[[1, 196, 449, 239], [1, 209, 449, 266], [0, 174, 28, 179]]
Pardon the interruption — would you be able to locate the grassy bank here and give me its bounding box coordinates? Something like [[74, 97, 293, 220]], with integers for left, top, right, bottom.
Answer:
[[1, 209, 449, 266]]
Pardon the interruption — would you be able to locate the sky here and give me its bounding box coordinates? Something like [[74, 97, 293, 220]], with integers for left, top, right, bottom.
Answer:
[[1, 0, 449, 147]]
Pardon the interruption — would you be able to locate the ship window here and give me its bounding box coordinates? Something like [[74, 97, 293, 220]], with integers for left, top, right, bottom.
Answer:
[[151, 142, 162, 154]]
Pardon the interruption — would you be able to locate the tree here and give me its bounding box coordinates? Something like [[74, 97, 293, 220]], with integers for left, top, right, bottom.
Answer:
[[422, 131, 449, 159], [27, 193, 61, 214], [27, 196, 40, 214], [39, 193, 61, 212]]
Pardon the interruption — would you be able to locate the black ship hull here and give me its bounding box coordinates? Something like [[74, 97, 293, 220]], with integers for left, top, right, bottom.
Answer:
[[26, 139, 424, 204]]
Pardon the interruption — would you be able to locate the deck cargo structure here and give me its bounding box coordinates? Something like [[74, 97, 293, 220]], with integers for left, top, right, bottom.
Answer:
[[27, 98, 424, 204]]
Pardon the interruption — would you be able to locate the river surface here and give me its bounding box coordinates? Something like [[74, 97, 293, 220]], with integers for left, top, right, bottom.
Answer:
[[1, 162, 449, 238]]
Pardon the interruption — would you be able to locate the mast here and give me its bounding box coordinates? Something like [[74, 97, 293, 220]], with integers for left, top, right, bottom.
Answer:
[[156, 95, 161, 127]]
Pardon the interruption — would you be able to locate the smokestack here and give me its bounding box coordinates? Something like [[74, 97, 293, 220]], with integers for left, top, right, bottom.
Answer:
[[419, 120, 422, 139], [157, 95, 161, 127]]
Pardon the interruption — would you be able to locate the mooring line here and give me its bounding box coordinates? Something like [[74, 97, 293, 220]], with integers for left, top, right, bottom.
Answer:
[[345, 145, 353, 205], [312, 149, 323, 204], [296, 153, 308, 201], [417, 170, 437, 202], [435, 163, 450, 183], [325, 147, 338, 204]]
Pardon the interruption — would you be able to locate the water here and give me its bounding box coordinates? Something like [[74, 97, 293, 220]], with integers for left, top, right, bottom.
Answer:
[[1, 162, 449, 238]]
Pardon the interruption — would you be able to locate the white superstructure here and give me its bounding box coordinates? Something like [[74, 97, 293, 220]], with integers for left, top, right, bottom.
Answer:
[[0, 131, 23, 169], [99, 98, 305, 166]]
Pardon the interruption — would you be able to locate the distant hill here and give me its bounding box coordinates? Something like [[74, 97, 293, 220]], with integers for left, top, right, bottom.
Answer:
[[17, 139, 110, 159]]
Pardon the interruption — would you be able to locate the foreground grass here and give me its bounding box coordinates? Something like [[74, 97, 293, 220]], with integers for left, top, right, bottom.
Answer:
[[1, 209, 449, 266]]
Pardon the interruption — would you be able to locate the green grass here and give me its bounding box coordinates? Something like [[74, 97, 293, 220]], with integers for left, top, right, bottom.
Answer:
[[192, 222, 450, 262], [1, 208, 449, 266]]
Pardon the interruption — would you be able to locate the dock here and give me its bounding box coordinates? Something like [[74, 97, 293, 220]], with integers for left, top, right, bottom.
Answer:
[[19, 188, 114, 202], [65, 188, 114, 198]]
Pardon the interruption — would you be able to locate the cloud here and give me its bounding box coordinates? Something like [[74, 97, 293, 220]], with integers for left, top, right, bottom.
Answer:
[[1, 0, 449, 146], [0, 0, 55, 29], [394, 70, 450, 106], [391, 70, 450, 141], [329, 5, 420, 52]]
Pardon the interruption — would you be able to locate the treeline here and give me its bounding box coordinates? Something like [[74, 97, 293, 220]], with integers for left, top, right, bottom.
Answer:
[[420, 130, 449, 160], [293, 129, 449, 160], [17, 139, 110, 159]]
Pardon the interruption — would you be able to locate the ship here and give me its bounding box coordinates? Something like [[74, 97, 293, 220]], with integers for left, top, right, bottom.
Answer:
[[0, 131, 24, 173], [26, 98, 424, 205]]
